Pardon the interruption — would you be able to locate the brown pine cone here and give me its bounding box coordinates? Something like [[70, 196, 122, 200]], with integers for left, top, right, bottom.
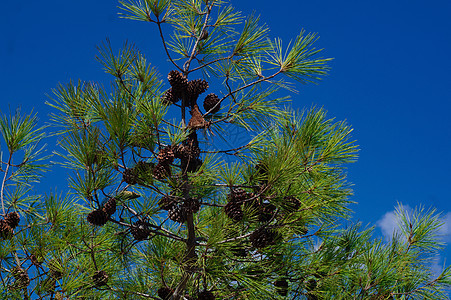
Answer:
[[157, 146, 175, 165], [5, 211, 20, 228], [12, 267, 30, 289], [203, 93, 220, 114], [183, 198, 200, 214], [229, 188, 251, 204], [258, 203, 276, 222], [87, 210, 109, 226], [224, 201, 243, 222], [188, 79, 209, 97], [250, 227, 279, 249], [162, 88, 178, 105], [49, 268, 62, 280], [153, 163, 171, 180], [123, 168, 138, 185], [197, 290, 215, 300], [92, 270, 109, 287], [168, 70, 188, 95], [168, 205, 187, 223], [284, 195, 301, 211], [131, 221, 150, 241], [0, 219, 13, 240], [102, 198, 117, 216], [187, 79, 209, 107], [183, 131, 200, 157]]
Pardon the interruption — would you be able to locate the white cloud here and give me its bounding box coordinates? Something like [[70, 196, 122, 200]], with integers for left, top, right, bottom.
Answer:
[[377, 205, 451, 243], [376, 204, 412, 241], [438, 211, 451, 243], [377, 205, 451, 279], [430, 256, 445, 277]]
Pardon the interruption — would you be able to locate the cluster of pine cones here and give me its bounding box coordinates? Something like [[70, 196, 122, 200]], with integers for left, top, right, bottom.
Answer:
[[158, 286, 215, 300], [223, 188, 282, 249], [153, 132, 203, 180], [158, 195, 200, 224], [0, 211, 20, 240], [123, 132, 202, 185], [163, 70, 221, 116], [224, 188, 280, 224], [86, 198, 116, 226]]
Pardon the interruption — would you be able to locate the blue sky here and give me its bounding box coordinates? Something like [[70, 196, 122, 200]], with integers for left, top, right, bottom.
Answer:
[[1, 0, 451, 288]]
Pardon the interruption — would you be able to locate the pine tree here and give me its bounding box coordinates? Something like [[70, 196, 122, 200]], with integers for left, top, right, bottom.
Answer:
[[1, 0, 450, 299]]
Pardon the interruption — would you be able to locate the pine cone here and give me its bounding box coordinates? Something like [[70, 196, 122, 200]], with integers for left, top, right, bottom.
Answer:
[[258, 203, 276, 222], [250, 227, 279, 249], [183, 131, 200, 158], [168, 205, 187, 223], [224, 201, 243, 222], [284, 195, 301, 211], [49, 268, 62, 280], [123, 168, 138, 185], [162, 88, 178, 105], [183, 198, 200, 214], [176, 132, 202, 173], [189, 79, 209, 97], [230, 188, 251, 204], [157, 146, 175, 165], [0, 220, 13, 240], [197, 290, 215, 300], [274, 278, 289, 296], [103, 198, 117, 216], [92, 270, 109, 287], [203, 93, 220, 114], [158, 195, 177, 211], [168, 70, 188, 96], [131, 221, 150, 241], [12, 267, 30, 289], [87, 210, 109, 226], [5, 211, 20, 228], [187, 79, 209, 107], [158, 286, 173, 300], [153, 163, 171, 180]]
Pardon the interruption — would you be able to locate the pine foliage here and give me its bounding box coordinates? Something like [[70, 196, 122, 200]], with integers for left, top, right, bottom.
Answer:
[[0, 0, 450, 299]]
